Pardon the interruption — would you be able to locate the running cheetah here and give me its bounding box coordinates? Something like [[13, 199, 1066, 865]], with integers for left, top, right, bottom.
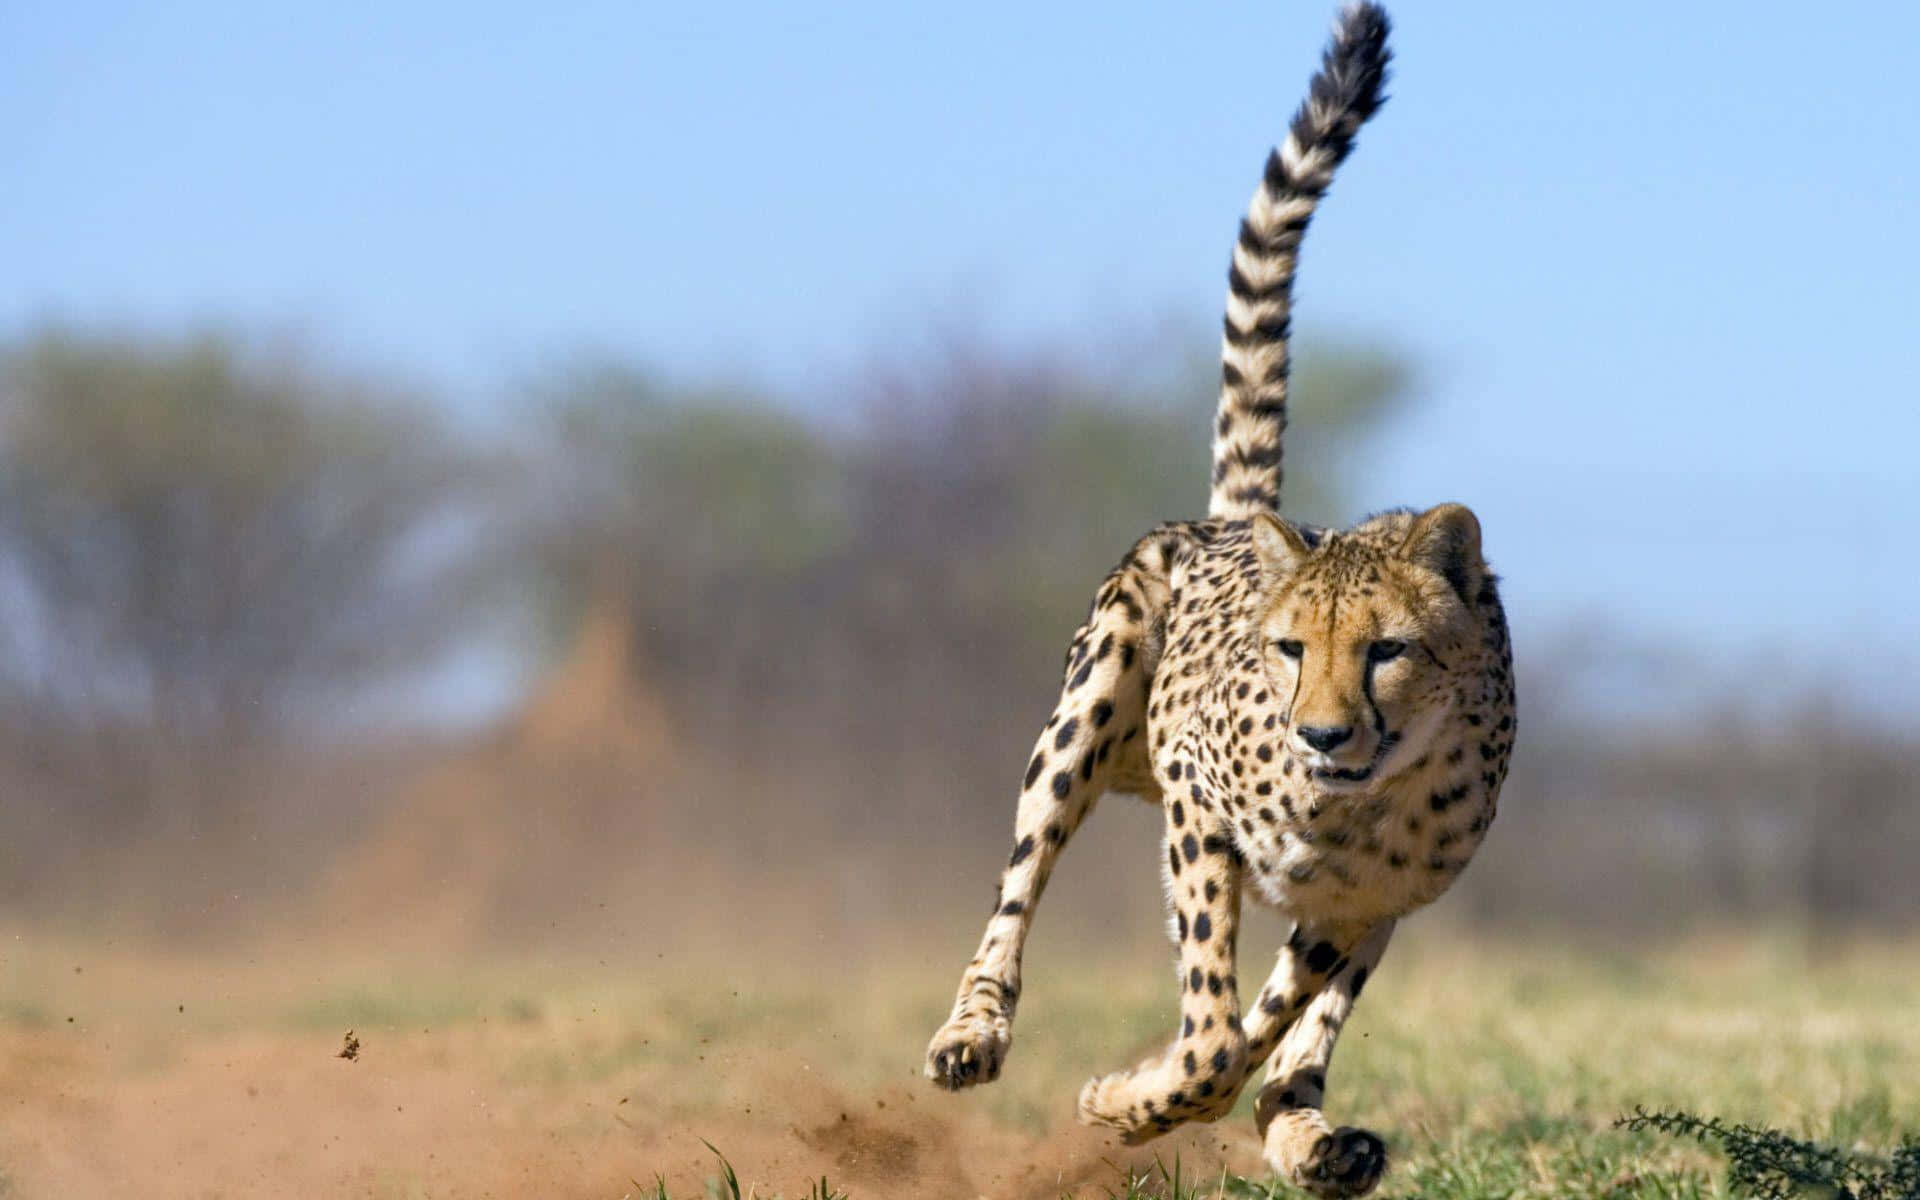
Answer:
[[922, 5, 1516, 1195]]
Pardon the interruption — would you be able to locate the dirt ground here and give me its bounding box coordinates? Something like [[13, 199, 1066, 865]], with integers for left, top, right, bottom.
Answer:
[[0, 930, 1261, 1200], [0, 1016, 1251, 1199]]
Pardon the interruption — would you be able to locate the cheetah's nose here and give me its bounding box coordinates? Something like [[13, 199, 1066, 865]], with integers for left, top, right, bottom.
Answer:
[[1296, 725, 1353, 753]]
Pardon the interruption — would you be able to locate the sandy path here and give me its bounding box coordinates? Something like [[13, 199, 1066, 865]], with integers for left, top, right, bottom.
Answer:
[[0, 1025, 1263, 1199]]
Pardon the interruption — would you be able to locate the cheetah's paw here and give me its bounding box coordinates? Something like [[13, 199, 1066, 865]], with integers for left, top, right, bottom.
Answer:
[[1294, 1126, 1389, 1199], [924, 1014, 1010, 1090], [1077, 1064, 1178, 1143]]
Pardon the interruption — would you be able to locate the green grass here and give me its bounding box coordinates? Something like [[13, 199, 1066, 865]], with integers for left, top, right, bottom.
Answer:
[[611, 933, 1920, 1198], [681, 1142, 850, 1200], [656, 1122, 1920, 1200]]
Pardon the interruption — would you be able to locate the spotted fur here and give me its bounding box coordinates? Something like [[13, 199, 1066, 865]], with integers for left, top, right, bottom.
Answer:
[[924, 7, 1515, 1197]]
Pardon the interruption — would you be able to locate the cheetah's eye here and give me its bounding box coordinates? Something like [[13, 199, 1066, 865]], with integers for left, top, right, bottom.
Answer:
[[1368, 639, 1407, 663], [1274, 639, 1304, 660]]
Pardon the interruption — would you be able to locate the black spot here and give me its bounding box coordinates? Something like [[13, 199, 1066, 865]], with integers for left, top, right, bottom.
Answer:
[[1193, 912, 1212, 942], [1092, 700, 1115, 728], [1207, 972, 1222, 995], [1024, 754, 1045, 789], [1211, 1048, 1231, 1074], [1184, 1050, 1198, 1076], [1177, 910, 1188, 940], [1305, 940, 1340, 973], [1182, 834, 1200, 863], [999, 900, 1024, 916], [1171, 800, 1186, 826], [1189, 967, 1203, 992], [1080, 753, 1095, 781], [1054, 718, 1078, 750], [1051, 772, 1072, 799], [1262, 993, 1285, 1014], [1183, 1016, 1195, 1037], [1069, 660, 1093, 689], [1352, 966, 1370, 996], [1009, 835, 1034, 865], [1307, 1071, 1326, 1093], [1169, 845, 1182, 876], [1201, 833, 1230, 857]]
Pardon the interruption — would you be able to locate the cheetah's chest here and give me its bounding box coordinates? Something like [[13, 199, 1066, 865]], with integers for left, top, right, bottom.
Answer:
[[1152, 653, 1490, 924], [1225, 773, 1480, 921]]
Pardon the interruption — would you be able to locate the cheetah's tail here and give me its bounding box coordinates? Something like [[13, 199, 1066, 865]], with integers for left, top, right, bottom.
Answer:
[[1208, 2, 1391, 520]]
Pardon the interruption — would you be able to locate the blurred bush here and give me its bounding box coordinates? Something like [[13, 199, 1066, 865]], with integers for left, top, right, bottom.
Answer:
[[0, 321, 1913, 941]]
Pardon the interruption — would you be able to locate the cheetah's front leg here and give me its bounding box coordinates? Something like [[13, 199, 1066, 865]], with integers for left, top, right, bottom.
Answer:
[[1077, 798, 1249, 1140], [1248, 920, 1396, 1198], [925, 566, 1157, 1090]]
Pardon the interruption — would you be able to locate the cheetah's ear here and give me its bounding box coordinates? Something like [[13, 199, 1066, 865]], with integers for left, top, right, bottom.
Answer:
[[1251, 511, 1312, 578], [1401, 503, 1484, 603]]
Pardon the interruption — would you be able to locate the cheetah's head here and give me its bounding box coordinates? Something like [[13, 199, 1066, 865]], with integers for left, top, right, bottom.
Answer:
[[1250, 504, 1486, 792]]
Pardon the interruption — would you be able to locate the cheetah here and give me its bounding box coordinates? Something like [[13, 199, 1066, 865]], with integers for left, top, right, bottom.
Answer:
[[921, 5, 1516, 1195]]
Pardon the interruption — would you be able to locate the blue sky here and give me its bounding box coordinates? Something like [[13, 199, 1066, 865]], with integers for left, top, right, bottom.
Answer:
[[5, 1, 1919, 713]]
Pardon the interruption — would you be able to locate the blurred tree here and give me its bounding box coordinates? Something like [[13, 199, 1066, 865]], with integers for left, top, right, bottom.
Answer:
[[0, 327, 487, 749], [521, 356, 847, 671], [511, 329, 1414, 842], [1275, 340, 1416, 527]]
